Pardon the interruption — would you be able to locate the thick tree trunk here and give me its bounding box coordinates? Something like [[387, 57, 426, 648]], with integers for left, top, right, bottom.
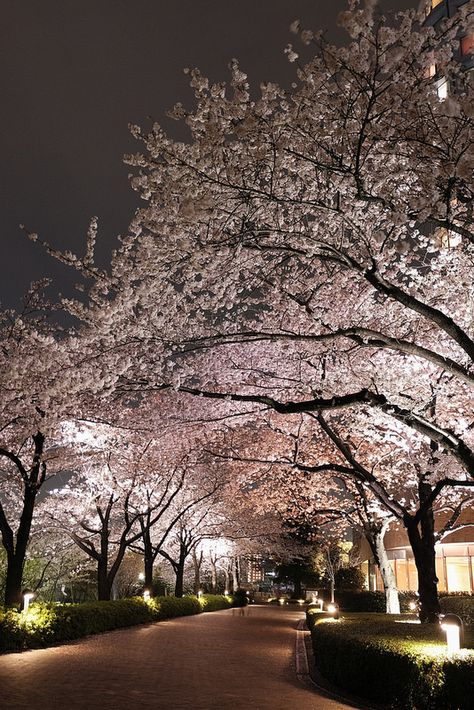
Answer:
[[97, 556, 112, 601], [174, 545, 187, 598], [2, 432, 45, 608], [4, 554, 25, 608], [372, 523, 400, 614], [404, 484, 440, 623]]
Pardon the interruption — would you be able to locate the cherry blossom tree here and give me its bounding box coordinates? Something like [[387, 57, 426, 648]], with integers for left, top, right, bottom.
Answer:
[[20, 0, 474, 622]]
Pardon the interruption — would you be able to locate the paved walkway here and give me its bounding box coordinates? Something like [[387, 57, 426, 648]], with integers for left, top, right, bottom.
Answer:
[[0, 605, 355, 710]]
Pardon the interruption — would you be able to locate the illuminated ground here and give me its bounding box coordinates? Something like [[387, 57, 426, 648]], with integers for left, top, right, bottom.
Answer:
[[0, 604, 354, 709]]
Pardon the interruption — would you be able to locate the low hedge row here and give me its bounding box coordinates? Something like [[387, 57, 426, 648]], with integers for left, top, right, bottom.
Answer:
[[199, 594, 233, 612], [440, 595, 474, 625], [314, 590, 418, 613], [306, 610, 474, 709], [0, 594, 231, 653]]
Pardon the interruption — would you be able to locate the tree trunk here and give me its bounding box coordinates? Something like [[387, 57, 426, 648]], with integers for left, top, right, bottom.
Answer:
[[2, 432, 45, 608], [140, 521, 154, 590], [97, 556, 112, 601], [210, 558, 217, 593], [174, 545, 187, 598], [404, 484, 440, 623], [4, 553, 25, 608], [373, 524, 400, 614], [192, 549, 203, 594]]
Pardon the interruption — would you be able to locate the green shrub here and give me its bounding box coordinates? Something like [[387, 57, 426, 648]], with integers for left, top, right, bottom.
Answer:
[[440, 596, 474, 626], [198, 594, 233, 612], [308, 614, 474, 709], [334, 590, 386, 612], [0, 595, 211, 653]]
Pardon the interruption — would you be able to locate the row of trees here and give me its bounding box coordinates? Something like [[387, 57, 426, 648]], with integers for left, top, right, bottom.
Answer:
[[1, 1, 474, 620]]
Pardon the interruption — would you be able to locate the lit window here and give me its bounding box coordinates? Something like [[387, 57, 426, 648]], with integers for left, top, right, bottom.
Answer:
[[436, 76, 448, 100], [460, 35, 474, 56], [431, 0, 444, 7], [435, 227, 462, 249], [446, 557, 472, 592], [425, 63, 437, 79]]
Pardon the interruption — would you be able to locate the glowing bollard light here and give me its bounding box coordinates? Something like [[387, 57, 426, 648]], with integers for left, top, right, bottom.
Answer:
[[326, 602, 340, 619], [440, 614, 463, 654], [224, 589, 229, 597], [143, 589, 151, 601], [409, 601, 418, 612], [278, 597, 286, 605], [22, 590, 35, 612]]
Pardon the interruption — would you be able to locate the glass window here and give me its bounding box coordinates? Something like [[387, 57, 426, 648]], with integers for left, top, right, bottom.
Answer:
[[436, 76, 448, 100], [431, 0, 444, 7], [461, 35, 474, 56], [436, 557, 447, 592], [407, 560, 418, 591], [394, 559, 410, 591], [446, 557, 471, 592]]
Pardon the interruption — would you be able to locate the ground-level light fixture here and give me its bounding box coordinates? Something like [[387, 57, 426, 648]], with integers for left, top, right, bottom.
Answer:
[[22, 589, 35, 612], [278, 597, 286, 605], [409, 601, 418, 612], [440, 614, 463, 654], [143, 589, 151, 601], [224, 589, 229, 596], [326, 603, 339, 619]]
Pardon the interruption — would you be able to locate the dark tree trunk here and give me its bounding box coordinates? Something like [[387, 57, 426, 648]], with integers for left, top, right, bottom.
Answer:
[[404, 482, 440, 623], [97, 556, 112, 601], [4, 554, 25, 608], [174, 546, 187, 598], [142, 525, 154, 590], [1, 432, 45, 608]]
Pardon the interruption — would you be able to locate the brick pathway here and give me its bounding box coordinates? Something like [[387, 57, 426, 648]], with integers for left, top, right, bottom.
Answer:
[[0, 605, 355, 709]]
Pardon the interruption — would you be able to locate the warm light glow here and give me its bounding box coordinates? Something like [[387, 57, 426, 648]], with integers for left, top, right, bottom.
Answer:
[[298, 599, 305, 605], [224, 589, 229, 596], [22, 592, 34, 613], [436, 77, 448, 100], [441, 623, 461, 654], [409, 601, 418, 611], [143, 589, 151, 601], [327, 603, 337, 614], [278, 597, 285, 605]]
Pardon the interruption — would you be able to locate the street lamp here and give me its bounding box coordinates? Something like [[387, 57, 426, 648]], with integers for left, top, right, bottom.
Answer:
[[440, 614, 463, 654], [22, 589, 35, 612]]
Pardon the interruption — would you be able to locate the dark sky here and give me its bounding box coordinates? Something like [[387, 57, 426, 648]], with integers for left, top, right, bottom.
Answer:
[[1, 0, 414, 308]]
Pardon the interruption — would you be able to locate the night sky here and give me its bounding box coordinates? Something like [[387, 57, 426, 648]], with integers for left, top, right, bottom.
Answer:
[[1, 0, 414, 308]]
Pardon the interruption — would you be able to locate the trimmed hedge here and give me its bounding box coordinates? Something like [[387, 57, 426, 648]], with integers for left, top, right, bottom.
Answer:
[[306, 610, 474, 709], [199, 594, 233, 612], [440, 596, 474, 626], [0, 594, 230, 653]]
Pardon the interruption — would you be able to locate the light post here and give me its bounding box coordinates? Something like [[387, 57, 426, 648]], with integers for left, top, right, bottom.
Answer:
[[440, 614, 463, 654]]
